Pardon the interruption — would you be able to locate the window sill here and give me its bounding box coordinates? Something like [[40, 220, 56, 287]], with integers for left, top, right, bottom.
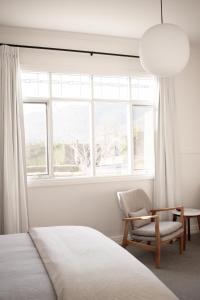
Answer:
[[27, 173, 154, 188]]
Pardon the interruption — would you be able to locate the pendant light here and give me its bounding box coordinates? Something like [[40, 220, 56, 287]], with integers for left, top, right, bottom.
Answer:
[[139, 0, 190, 77]]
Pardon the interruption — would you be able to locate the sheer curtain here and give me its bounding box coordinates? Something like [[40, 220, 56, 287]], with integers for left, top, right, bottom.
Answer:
[[154, 77, 181, 209], [0, 45, 28, 234]]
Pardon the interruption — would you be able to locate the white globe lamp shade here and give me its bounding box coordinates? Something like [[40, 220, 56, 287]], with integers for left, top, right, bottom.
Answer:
[[139, 23, 190, 77]]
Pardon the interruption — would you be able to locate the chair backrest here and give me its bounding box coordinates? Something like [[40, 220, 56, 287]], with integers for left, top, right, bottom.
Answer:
[[117, 188, 152, 218]]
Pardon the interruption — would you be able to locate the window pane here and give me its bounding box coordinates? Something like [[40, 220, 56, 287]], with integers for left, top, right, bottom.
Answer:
[[51, 74, 91, 99], [93, 76, 129, 100], [131, 77, 155, 101], [21, 72, 49, 97], [23, 103, 48, 175], [94, 102, 128, 175], [53, 101, 90, 176], [133, 106, 154, 170]]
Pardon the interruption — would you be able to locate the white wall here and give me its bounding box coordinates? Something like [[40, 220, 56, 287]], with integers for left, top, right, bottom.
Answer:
[[28, 179, 153, 239], [1, 25, 200, 237], [175, 45, 200, 209]]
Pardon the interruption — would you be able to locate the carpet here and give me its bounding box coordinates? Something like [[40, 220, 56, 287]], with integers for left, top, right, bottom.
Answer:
[[127, 233, 200, 300]]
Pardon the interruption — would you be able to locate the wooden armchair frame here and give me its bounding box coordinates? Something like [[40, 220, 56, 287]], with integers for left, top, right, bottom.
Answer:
[[122, 206, 184, 268]]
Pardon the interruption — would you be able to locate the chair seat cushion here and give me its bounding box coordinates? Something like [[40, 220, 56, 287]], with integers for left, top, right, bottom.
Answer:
[[132, 228, 183, 242], [133, 221, 182, 237]]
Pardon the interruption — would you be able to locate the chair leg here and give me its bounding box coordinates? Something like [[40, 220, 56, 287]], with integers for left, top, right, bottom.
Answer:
[[179, 234, 184, 255], [155, 243, 161, 268], [122, 221, 129, 248]]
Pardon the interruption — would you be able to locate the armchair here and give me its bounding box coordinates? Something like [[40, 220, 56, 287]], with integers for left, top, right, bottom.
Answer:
[[117, 189, 184, 268]]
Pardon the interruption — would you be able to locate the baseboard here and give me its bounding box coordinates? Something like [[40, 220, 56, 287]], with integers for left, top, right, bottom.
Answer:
[[110, 235, 123, 244]]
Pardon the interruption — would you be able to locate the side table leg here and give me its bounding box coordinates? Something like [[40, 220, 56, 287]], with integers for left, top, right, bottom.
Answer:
[[197, 216, 200, 231], [188, 217, 191, 241]]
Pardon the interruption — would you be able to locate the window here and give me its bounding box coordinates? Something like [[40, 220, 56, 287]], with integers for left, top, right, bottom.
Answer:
[[51, 74, 91, 99], [93, 76, 129, 100], [21, 72, 49, 98], [52, 101, 91, 176], [23, 103, 48, 175], [22, 72, 155, 178], [94, 102, 128, 175]]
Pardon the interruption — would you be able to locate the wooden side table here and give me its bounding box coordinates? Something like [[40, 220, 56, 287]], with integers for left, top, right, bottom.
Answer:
[[172, 208, 200, 250]]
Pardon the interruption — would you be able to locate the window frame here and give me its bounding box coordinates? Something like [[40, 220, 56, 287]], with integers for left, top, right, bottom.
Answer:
[[22, 71, 155, 182]]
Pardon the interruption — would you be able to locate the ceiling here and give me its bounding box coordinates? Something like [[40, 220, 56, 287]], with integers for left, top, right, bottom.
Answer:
[[0, 0, 200, 43]]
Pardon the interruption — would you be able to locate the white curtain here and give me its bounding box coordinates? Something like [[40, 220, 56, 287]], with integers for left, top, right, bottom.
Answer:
[[154, 77, 181, 209], [0, 45, 29, 234]]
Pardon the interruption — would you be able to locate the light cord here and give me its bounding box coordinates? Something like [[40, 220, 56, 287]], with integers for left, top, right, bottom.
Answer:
[[161, 0, 164, 24]]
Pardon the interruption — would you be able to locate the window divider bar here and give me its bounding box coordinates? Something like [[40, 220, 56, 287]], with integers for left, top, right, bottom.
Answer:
[[90, 75, 96, 177], [128, 77, 134, 174], [92, 98, 129, 103], [47, 73, 54, 178], [23, 98, 50, 103], [50, 97, 92, 102]]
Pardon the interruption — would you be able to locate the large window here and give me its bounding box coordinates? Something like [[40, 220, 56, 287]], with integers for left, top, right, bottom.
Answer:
[[22, 72, 155, 178]]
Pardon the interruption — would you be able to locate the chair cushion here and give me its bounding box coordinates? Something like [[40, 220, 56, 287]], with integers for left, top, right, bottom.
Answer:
[[133, 221, 182, 237], [129, 208, 151, 229], [132, 228, 184, 242]]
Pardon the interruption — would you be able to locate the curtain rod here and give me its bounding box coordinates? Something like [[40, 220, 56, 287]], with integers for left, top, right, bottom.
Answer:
[[0, 43, 139, 59]]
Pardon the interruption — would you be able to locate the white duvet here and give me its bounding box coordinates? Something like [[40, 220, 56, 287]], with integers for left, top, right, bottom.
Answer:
[[29, 226, 178, 300]]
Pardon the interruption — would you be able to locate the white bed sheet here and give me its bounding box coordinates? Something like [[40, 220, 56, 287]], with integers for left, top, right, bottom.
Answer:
[[30, 226, 179, 300], [0, 233, 56, 300]]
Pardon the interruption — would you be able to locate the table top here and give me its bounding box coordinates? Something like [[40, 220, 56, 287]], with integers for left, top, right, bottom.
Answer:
[[172, 208, 200, 217]]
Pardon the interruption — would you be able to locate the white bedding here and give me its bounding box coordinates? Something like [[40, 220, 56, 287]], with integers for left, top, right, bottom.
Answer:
[[29, 226, 178, 300]]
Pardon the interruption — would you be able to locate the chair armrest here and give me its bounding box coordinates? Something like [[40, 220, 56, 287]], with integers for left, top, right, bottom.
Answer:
[[123, 215, 160, 241], [151, 206, 184, 226], [123, 214, 159, 222], [150, 206, 183, 214]]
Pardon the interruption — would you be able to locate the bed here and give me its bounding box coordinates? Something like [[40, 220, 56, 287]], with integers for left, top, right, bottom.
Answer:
[[0, 226, 178, 300]]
